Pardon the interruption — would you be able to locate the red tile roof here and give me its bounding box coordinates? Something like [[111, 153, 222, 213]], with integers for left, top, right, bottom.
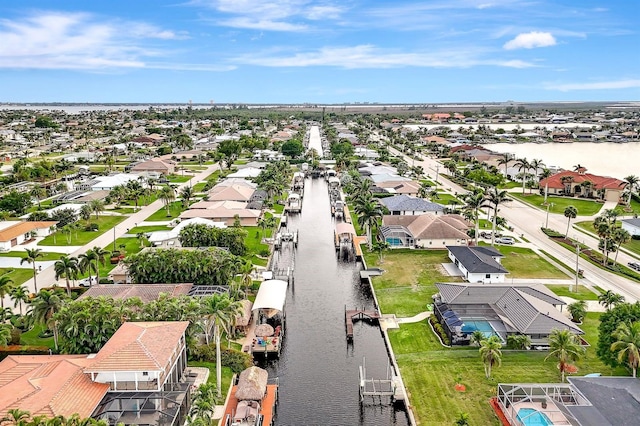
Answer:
[[0, 221, 58, 242], [539, 170, 626, 190], [85, 322, 188, 373], [0, 355, 109, 419]]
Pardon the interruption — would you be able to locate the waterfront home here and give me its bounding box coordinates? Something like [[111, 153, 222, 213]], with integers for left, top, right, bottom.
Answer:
[[0, 322, 194, 426], [81, 173, 141, 191], [207, 183, 255, 202], [227, 167, 262, 179], [0, 221, 58, 250], [78, 283, 193, 302], [446, 245, 508, 283], [621, 218, 640, 237], [130, 158, 176, 175], [495, 377, 640, 426], [380, 194, 445, 216], [180, 200, 261, 226], [381, 214, 472, 248], [433, 282, 581, 346], [538, 169, 626, 202], [375, 180, 420, 196]]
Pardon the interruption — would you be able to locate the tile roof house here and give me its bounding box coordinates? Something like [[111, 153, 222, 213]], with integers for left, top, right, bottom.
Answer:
[[538, 169, 627, 202], [434, 282, 582, 346], [78, 284, 193, 303], [0, 221, 58, 250], [622, 218, 640, 236], [375, 180, 421, 196], [381, 214, 472, 248], [380, 194, 445, 216], [180, 200, 261, 226], [130, 158, 176, 175], [0, 355, 110, 419], [446, 245, 508, 283], [207, 184, 255, 202]]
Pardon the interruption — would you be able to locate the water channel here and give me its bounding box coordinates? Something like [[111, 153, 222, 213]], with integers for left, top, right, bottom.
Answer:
[[259, 177, 410, 426]]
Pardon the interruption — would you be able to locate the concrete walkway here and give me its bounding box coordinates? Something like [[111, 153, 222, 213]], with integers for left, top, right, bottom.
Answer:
[[380, 311, 431, 331]]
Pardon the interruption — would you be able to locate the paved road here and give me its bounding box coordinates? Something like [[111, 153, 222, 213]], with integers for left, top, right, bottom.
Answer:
[[2, 164, 220, 308], [390, 146, 640, 302]]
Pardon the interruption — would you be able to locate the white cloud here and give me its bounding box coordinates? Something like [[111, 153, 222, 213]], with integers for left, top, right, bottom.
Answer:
[[503, 31, 557, 50], [546, 79, 640, 91], [218, 17, 307, 31], [233, 44, 536, 69]]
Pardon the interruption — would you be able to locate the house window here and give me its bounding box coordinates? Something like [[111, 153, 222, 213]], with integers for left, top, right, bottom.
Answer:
[[485, 274, 490, 279], [142, 372, 149, 376]]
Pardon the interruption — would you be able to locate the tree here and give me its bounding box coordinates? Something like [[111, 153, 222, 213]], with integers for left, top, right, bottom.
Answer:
[[126, 179, 145, 211], [79, 204, 93, 223], [479, 335, 502, 378], [567, 300, 586, 323], [89, 199, 105, 219], [179, 185, 194, 208], [200, 294, 243, 398], [497, 152, 512, 178], [159, 185, 176, 216], [10, 285, 29, 316], [621, 175, 639, 207], [0, 275, 15, 309], [464, 189, 485, 246], [540, 168, 552, 204], [354, 197, 383, 250], [30, 186, 47, 208], [612, 228, 631, 264], [514, 157, 530, 194], [0, 323, 12, 346], [598, 290, 625, 311], [483, 187, 510, 246], [217, 139, 242, 168], [280, 139, 304, 158], [545, 329, 584, 382], [21, 248, 44, 293], [0, 190, 32, 215], [454, 412, 470, 426], [470, 330, 484, 347], [54, 255, 80, 296], [79, 250, 98, 284], [611, 321, 640, 378], [563, 205, 578, 237]]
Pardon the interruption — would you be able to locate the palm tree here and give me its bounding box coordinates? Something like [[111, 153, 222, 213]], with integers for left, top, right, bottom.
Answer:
[[479, 335, 502, 378], [159, 185, 176, 216], [200, 294, 243, 398], [563, 205, 578, 237], [621, 175, 639, 207], [54, 255, 80, 296], [0, 275, 15, 309], [10, 285, 29, 316], [612, 228, 631, 263], [567, 300, 586, 323], [126, 180, 145, 211], [1, 408, 31, 425], [470, 330, 484, 347], [545, 329, 585, 382], [28, 289, 65, 350], [354, 198, 384, 250], [0, 323, 12, 346], [21, 248, 44, 293], [529, 159, 545, 194], [30, 186, 47, 208], [88, 199, 105, 219], [464, 189, 485, 246], [179, 186, 194, 208], [455, 412, 470, 426], [598, 290, 625, 310], [483, 187, 510, 246], [513, 158, 530, 194], [611, 322, 640, 378], [79, 250, 98, 284], [497, 152, 512, 179], [239, 260, 254, 295]]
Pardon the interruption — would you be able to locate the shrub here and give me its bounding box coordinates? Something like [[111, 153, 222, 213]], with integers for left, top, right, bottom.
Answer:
[[10, 327, 21, 345], [84, 223, 99, 231], [190, 344, 252, 373], [38, 329, 54, 338]]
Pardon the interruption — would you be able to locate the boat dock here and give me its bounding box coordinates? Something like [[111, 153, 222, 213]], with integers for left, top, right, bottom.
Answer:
[[345, 307, 381, 340], [221, 383, 278, 426]]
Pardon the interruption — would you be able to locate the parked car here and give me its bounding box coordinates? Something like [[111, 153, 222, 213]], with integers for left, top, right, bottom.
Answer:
[[495, 237, 515, 245], [78, 276, 97, 287], [629, 262, 640, 271], [479, 231, 502, 239]]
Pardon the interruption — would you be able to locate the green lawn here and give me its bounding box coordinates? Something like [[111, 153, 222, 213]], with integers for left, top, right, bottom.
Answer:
[[497, 246, 568, 279], [75, 237, 150, 281], [271, 203, 284, 215], [388, 312, 623, 425], [187, 362, 235, 397], [242, 226, 273, 264], [546, 284, 600, 300], [38, 216, 127, 246], [576, 220, 640, 257], [613, 198, 640, 216], [20, 324, 55, 349], [144, 201, 185, 221], [167, 175, 191, 183], [128, 225, 171, 234], [434, 193, 463, 205], [510, 193, 603, 216], [0, 267, 33, 286], [499, 181, 522, 189], [364, 250, 463, 317], [192, 182, 207, 192], [0, 251, 67, 261]]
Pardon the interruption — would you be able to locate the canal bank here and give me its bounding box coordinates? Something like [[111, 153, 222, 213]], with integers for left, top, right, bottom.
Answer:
[[261, 177, 410, 425]]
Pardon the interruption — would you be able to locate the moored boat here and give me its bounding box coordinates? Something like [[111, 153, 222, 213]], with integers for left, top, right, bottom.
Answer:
[[222, 366, 278, 426]]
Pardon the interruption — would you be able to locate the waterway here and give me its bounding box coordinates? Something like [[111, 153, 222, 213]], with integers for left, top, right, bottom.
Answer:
[[483, 141, 640, 180], [260, 178, 409, 426]]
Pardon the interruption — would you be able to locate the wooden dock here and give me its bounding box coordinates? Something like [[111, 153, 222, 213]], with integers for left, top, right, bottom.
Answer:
[[345, 307, 381, 339], [221, 384, 278, 426]]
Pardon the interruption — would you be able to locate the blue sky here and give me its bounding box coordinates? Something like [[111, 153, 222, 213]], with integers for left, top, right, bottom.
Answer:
[[0, 0, 638, 103]]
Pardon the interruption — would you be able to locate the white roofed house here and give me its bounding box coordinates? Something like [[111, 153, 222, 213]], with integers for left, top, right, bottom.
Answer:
[[621, 218, 640, 237], [447, 245, 508, 283]]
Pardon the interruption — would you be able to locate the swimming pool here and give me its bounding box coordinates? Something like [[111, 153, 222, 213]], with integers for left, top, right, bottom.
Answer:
[[461, 319, 495, 338], [516, 408, 554, 426]]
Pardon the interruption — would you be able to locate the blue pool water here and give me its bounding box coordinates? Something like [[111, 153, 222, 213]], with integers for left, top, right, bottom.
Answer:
[[516, 408, 554, 426], [461, 319, 495, 337]]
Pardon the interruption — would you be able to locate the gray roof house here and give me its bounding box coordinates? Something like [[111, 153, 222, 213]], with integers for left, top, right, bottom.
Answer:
[[621, 218, 640, 236], [434, 282, 583, 346], [380, 194, 445, 216], [446, 245, 508, 283], [381, 214, 472, 248], [496, 377, 640, 426]]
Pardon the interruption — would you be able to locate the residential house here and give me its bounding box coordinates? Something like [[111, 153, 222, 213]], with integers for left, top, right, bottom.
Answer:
[[78, 284, 193, 302], [147, 217, 227, 247], [434, 282, 582, 346], [375, 180, 421, 196], [381, 214, 472, 248], [0, 221, 58, 250], [380, 194, 445, 216], [621, 218, 640, 237], [82, 173, 141, 191], [446, 245, 508, 283], [496, 377, 640, 426], [207, 184, 255, 202], [538, 169, 626, 202], [227, 167, 262, 179], [180, 200, 261, 226], [130, 158, 176, 175]]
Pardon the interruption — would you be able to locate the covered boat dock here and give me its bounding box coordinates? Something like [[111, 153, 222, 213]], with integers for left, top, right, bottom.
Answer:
[[251, 279, 288, 357]]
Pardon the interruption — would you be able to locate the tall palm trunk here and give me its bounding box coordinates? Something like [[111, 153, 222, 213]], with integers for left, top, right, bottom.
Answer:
[[32, 263, 38, 293], [64, 277, 71, 296], [215, 323, 222, 398]]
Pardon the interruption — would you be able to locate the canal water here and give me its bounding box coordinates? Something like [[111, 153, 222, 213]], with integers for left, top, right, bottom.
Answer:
[[260, 177, 409, 426]]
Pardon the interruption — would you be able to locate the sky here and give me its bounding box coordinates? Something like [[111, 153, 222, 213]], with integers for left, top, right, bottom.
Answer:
[[0, 0, 638, 104]]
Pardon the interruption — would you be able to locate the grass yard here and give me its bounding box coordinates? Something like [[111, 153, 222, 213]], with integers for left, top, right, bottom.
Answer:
[[499, 181, 522, 189], [167, 175, 192, 183], [546, 284, 600, 300], [0, 267, 33, 286], [145, 201, 185, 221], [271, 203, 284, 215], [434, 193, 463, 205], [510, 193, 603, 216], [388, 312, 623, 425], [0, 251, 67, 261], [128, 225, 171, 234], [187, 362, 235, 398], [419, 179, 436, 187], [496, 246, 567, 279], [364, 249, 463, 317], [242, 226, 273, 263], [20, 324, 55, 349], [38, 216, 127, 246], [192, 182, 207, 192]]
